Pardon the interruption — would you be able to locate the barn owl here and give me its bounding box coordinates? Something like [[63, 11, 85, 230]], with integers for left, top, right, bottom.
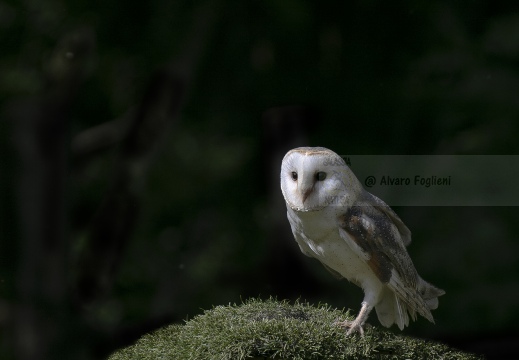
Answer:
[[280, 147, 445, 335]]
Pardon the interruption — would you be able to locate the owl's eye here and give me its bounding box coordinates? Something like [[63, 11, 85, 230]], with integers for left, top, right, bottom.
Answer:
[[316, 171, 327, 181], [291, 171, 298, 181]]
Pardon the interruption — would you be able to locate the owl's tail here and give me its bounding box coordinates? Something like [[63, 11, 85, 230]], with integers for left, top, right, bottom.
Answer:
[[375, 277, 445, 330], [375, 288, 410, 330], [418, 276, 445, 310]]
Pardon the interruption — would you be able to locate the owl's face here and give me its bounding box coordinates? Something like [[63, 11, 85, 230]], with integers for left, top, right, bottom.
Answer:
[[280, 147, 360, 212]]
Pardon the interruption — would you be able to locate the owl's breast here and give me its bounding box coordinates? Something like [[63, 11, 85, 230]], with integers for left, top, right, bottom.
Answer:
[[288, 206, 337, 242], [288, 206, 376, 284]]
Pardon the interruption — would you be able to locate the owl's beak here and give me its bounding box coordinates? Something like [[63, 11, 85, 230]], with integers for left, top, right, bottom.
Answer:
[[302, 187, 313, 204]]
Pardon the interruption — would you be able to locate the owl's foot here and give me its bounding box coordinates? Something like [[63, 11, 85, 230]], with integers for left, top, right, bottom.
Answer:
[[335, 301, 373, 336], [335, 319, 365, 336]]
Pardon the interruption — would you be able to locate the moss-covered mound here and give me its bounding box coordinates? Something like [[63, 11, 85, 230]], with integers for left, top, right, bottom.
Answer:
[[108, 298, 482, 360]]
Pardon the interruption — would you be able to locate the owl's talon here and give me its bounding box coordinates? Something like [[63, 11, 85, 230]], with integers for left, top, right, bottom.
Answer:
[[334, 319, 352, 327], [335, 319, 365, 336]]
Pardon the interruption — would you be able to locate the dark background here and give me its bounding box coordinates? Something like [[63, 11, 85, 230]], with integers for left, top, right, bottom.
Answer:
[[1, 1, 519, 359]]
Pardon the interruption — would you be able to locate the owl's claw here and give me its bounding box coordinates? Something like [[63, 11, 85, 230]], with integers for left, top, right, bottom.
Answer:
[[335, 319, 365, 336]]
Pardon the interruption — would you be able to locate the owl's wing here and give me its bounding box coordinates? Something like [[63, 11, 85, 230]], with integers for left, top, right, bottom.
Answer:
[[294, 230, 343, 279], [322, 263, 344, 280], [337, 199, 433, 322], [287, 210, 344, 279], [286, 210, 314, 258], [364, 191, 412, 246]]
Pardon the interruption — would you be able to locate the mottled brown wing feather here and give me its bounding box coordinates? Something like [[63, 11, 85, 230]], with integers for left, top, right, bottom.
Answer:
[[364, 192, 412, 247], [339, 209, 393, 283], [340, 203, 418, 287], [339, 201, 435, 321]]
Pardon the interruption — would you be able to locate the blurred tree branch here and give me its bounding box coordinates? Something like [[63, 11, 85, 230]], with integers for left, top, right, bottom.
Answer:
[[11, 27, 95, 360], [73, 0, 216, 303], [71, 1, 218, 357], [74, 68, 187, 304], [8, 1, 218, 359]]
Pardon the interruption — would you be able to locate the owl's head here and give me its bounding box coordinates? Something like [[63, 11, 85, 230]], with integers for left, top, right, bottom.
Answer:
[[280, 147, 361, 212]]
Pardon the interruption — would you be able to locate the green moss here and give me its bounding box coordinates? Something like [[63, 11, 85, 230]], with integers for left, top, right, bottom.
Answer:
[[108, 298, 482, 360]]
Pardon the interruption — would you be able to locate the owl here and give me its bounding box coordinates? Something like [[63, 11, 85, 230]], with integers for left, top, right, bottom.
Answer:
[[280, 147, 445, 335]]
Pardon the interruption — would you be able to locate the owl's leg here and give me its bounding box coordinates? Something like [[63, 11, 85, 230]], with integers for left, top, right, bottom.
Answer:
[[336, 301, 373, 336]]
